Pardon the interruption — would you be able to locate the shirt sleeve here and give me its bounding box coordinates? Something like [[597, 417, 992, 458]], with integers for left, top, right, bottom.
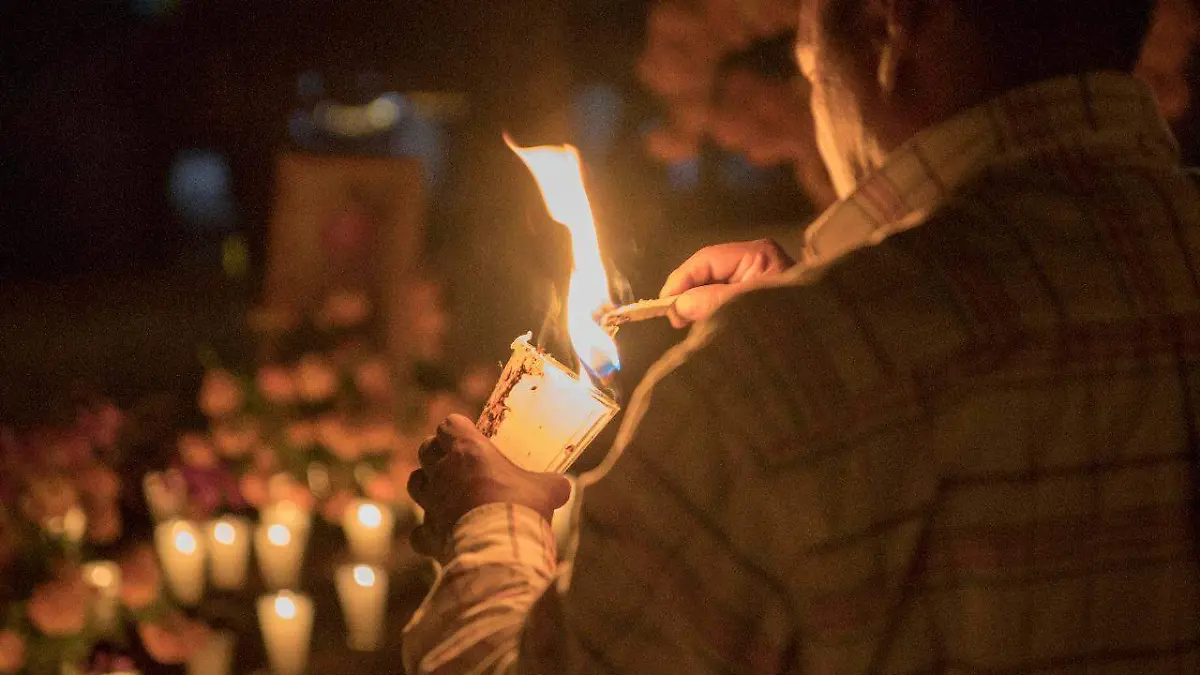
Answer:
[[403, 269, 943, 674], [401, 502, 558, 675]]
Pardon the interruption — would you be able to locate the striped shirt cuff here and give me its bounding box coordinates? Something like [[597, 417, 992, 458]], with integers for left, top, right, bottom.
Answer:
[[451, 503, 558, 576]]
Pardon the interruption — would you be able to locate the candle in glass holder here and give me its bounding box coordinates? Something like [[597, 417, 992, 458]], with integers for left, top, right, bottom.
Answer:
[[477, 334, 619, 473], [154, 520, 205, 605], [186, 629, 235, 675], [254, 522, 303, 590], [341, 500, 394, 564], [207, 516, 250, 590], [82, 561, 121, 636], [334, 564, 387, 651], [257, 591, 313, 675], [144, 470, 186, 522]]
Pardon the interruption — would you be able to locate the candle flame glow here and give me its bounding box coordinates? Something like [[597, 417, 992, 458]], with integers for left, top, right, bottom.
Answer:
[[275, 595, 297, 619], [266, 524, 291, 546], [213, 521, 237, 545], [174, 529, 198, 555], [356, 503, 383, 529], [505, 137, 620, 383], [352, 565, 376, 587], [85, 563, 117, 589]]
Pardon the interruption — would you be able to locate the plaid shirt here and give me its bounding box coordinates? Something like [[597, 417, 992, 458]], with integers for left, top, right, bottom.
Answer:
[[403, 72, 1200, 674]]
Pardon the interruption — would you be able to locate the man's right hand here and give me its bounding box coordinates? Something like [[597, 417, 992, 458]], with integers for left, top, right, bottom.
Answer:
[[659, 239, 795, 327]]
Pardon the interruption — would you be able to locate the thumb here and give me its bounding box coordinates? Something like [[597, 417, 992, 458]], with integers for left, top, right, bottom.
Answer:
[[532, 473, 572, 514], [670, 285, 739, 327]]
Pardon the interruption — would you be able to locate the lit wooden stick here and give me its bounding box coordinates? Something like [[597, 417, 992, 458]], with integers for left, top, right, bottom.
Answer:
[[600, 295, 680, 328]]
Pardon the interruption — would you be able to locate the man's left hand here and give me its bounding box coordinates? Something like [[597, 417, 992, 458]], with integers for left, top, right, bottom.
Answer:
[[407, 414, 572, 558]]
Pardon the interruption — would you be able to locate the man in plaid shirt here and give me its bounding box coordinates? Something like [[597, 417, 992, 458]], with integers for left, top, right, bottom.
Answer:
[[404, 0, 1200, 672]]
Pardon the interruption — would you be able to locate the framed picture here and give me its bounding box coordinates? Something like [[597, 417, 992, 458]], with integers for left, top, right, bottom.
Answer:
[[262, 152, 428, 369]]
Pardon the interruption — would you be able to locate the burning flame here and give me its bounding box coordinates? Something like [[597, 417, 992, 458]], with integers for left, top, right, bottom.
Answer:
[[506, 136, 620, 383]]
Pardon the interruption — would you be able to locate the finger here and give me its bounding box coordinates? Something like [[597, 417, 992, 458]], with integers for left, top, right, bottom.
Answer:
[[541, 474, 572, 511], [435, 413, 490, 456], [406, 468, 430, 507], [669, 285, 740, 326], [410, 523, 446, 558], [417, 437, 444, 468], [659, 240, 789, 297]]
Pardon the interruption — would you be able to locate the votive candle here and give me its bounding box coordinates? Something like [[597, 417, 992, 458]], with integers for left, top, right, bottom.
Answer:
[[207, 515, 250, 590], [341, 500, 394, 564], [154, 520, 205, 605], [257, 591, 313, 675], [334, 564, 387, 651]]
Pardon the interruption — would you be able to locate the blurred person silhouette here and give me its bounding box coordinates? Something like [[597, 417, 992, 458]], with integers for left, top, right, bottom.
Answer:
[[404, 1, 1200, 673]]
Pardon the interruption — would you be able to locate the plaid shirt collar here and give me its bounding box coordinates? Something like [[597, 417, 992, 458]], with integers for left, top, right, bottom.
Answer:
[[801, 71, 1179, 264]]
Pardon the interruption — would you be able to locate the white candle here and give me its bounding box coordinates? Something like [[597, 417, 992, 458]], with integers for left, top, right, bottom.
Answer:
[[341, 500, 394, 564], [477, 334, 619, 473], [334, 564, 387, 651], [186, 629, 235, 675], [82, 561, 121, 636], [254, 522, 303, 590], [206, 516, 250, 590], [257, 591, 313, 675], [154, 520, 205, 606], [144, 470, 186, 522]]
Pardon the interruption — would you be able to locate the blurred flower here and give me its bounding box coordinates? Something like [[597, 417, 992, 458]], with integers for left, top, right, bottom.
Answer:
[[360, 423, 398, 455], [27, 567, 89, 636], [84, 504, 122, 544], [178, 433, 219, 469], [252, 446, 279, 475], [256, 365, 297, 405], [137, 613, 211, 664], [458, 363, 499, 405], [22, 428, 92, 472], [321, 289, 372, 329], [212, 422, 258, 460], [247, 306, 300, 335], [198, 369, 243, 419], [238, 473, 269, 508], [363, 473, 398, 503], [317, 415, 361, 461], [423, 393, 472, 436], [267, 474, 315, 512], [354, 358, 393, 402], [20, 477, 78, 526], [320, 490, 355, 523], [295, 355, 339, 402], [284, 421, 317, 449], [77, 464, 120, 504], [77, 403, 124, 449], [0, 630, 25, 674], [118, 545, 161, 610]]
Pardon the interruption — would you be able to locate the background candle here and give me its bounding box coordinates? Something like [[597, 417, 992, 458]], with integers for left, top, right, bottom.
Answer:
[[82, 560, 121, 636], [154, 520, 205, 605], [254, 522, 304, 590], [187, 629, 235, 675], [334, 564, 387, 651], [257, 592, 313, 675], [261, 501, 311, 550], [341, 500, 394, 564], [207, 515, 250, 590]]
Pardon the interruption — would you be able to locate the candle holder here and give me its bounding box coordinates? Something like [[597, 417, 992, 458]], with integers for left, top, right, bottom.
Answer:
[[334, 564, 387, 651], [186, 629, 235, 675], [82, 561, 121, 636], [206, 516, 250, 590], [341, 500, 394, 564], [477, 333, 619, 473], [154, 520, 206, 606], [257, 592, 313, 675]]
